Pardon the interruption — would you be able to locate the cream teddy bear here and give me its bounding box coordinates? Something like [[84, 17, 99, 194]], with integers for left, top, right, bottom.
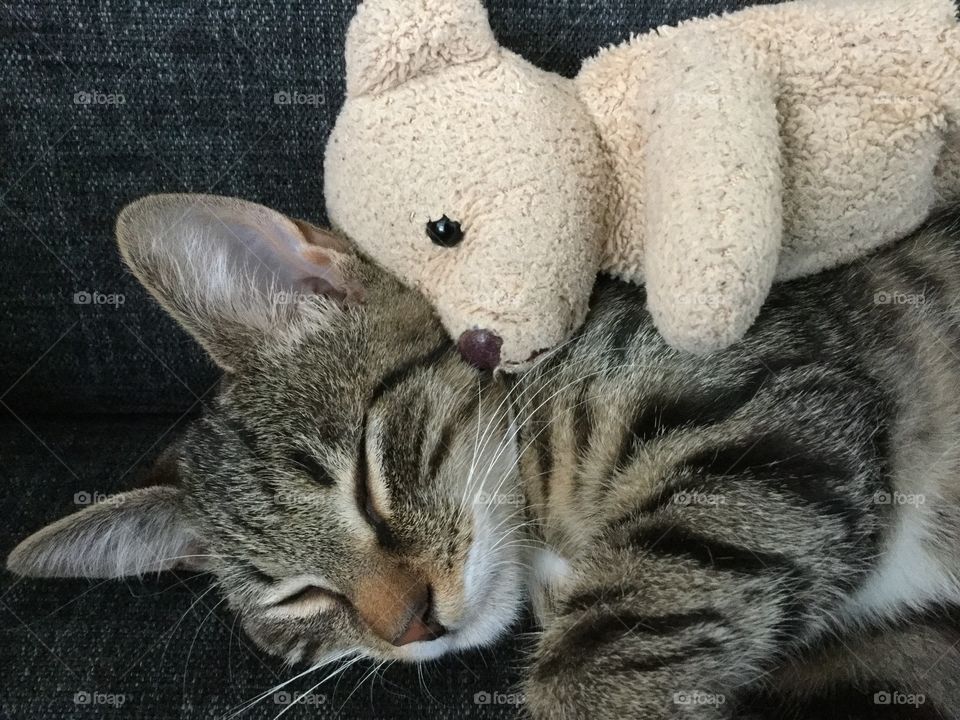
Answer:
[[325, 0, 960, 370]]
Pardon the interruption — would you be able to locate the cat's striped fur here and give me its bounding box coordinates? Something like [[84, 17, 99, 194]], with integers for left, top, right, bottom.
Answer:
[[9, 196, 960, 719], [505, 210, 960, 718]]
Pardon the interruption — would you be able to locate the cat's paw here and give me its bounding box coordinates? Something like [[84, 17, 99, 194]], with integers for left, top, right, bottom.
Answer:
[[523, 606, 733, 720], [523, 667, 729, 720]]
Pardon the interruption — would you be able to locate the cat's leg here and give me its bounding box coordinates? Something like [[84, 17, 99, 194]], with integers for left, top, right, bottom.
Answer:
[[524, 496, 871, 719], [523, 380, 889, 719]]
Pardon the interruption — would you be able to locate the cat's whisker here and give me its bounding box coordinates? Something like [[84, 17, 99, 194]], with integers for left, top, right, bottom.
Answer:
[[484, 558, 538, 574], [339, 658, 387, 711], [183, 594, 230, 699], [476, 535, 544, 569], [461, 425, 536, 529], [460, 378, 523, 519], [157, 553, 240, 562], [460, 344, 588, 507], [158, 581, 222, 670], [474, 504, 538, 551], [466, 371, 521, 481], [227, 649, 357, 718], [472, 517, 545, 572], [473, 431, 522, 507], [472, 359, 620, 495], [468, 333, 579, 477], [461, 380, 485, 510], [271, 653, 365, 720], [478, 379, 636, 523], [416, 661, 442, 705], [416, 663, 427, 700], [461, 379, 492, 518], [483, 540, 543, 560], [484, 533, 545, 552], [460, 421, 520, 520], [471, 358, 656, 520]]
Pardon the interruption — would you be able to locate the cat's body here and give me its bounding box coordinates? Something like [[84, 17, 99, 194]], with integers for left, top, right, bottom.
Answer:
[[8, 195, 960, 718], [509, 218, 960, 716]]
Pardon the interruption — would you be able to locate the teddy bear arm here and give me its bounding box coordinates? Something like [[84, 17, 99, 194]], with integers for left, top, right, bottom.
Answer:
[[640, 38, 783, 355]]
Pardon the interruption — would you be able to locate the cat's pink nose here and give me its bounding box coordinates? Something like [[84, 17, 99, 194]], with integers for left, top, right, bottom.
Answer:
[[394, 598, 446, 646], [355, 569, 446, 646], [458, 329, 502, 370]]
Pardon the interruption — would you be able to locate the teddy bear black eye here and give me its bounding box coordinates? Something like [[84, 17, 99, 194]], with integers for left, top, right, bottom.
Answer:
[[426, 215, 464, 247]]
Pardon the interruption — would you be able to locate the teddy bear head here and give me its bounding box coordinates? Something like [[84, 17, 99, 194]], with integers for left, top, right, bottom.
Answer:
[[325, 0, 610, 371]]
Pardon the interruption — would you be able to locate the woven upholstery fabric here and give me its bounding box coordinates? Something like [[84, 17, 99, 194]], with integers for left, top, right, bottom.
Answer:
[[0, 1, 771, 718]]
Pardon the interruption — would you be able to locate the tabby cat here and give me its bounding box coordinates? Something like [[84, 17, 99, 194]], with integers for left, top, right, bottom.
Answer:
[[8, 194, 960, 719]]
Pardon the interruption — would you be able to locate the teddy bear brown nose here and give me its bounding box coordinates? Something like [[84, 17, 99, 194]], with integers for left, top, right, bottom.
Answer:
[[457, 329, 502, 370]]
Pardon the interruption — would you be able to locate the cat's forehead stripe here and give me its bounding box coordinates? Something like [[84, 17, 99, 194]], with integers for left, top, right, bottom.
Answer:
[[219, 412, 262, 455], [369, 340, 452, 406]]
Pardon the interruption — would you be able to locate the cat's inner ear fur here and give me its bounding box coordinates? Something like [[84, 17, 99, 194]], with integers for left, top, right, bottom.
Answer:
[[5, 486, 207, 579], [116, 193, 361, 371]]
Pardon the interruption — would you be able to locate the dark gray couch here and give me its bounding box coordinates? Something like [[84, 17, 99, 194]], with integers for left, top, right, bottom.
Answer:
[[8, 1, 895, 718]]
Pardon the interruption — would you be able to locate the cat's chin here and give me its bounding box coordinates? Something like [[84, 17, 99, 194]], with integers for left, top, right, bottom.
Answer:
[[393, 633, 461, 662], [390, 617, 519, 664]]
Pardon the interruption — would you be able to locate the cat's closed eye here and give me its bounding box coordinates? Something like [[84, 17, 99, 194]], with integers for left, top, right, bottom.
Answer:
[[357, 465, 385, 530], [290, 450, 335, 487], [356, 417, 397, 547], [268, 584, 346, 619]]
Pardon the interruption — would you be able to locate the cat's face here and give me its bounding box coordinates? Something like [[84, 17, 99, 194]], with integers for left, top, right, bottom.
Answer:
[[185, 330, 526, 666], [6, 194, 528, 666]]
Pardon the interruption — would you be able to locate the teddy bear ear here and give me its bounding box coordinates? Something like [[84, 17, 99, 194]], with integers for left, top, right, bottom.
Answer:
[[345, 0, 498, 97]]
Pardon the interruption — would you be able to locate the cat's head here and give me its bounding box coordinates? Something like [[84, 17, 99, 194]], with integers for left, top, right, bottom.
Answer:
[[5, 194, 528, 665]]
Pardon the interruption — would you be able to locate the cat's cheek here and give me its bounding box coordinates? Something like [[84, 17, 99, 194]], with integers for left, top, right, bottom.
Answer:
[[238, 615, 294, 658], [237, 612, 362, 667]]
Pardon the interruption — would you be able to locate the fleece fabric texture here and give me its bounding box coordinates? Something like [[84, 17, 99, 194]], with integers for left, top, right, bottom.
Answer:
[[0, 2, 773, 719], [324, 0, 960, 364]]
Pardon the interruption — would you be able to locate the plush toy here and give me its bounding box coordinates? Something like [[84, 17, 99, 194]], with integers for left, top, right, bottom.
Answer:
[[324, 0, 960, 370]]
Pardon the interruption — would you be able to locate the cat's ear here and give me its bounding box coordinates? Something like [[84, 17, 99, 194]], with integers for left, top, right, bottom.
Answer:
[[5, 486, 206, 579], [345, 0, 498, 97], [116, 194, 362, 371]]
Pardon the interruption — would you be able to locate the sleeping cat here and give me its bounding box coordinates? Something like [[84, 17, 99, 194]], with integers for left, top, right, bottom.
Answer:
[[8, 194, 960, 719]]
